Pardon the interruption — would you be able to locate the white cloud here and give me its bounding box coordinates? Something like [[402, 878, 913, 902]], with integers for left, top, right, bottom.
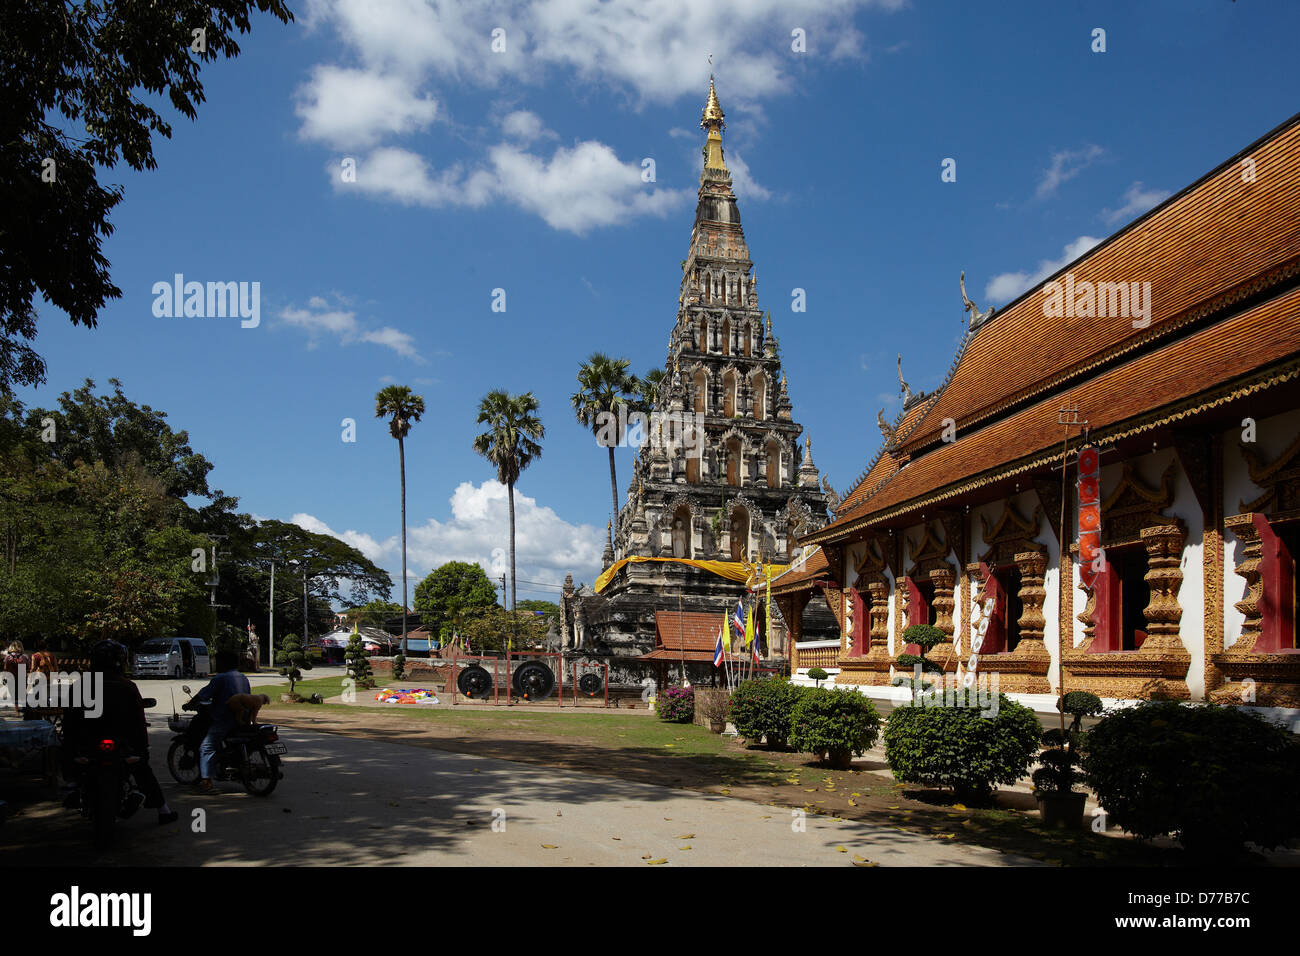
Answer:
[[1036, 144, 1104, 199], [1100, 180, 1171, 225], [984, 235, 1103, 304], [278, 295, 425, 360], [489, 140, 688, 233], [406, 480, 604, 587], [296, 66, 438, 148], [291, 513, 392, 564], [726, 151, 771, 202], [501, 109, 553, 143], [339, 141, 690, 235], [299, 1, 900, 231]]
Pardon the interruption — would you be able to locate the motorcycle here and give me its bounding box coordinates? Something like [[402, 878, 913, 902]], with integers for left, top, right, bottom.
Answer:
[[165, 685, 286, 796], [70, 696, 157, 850]]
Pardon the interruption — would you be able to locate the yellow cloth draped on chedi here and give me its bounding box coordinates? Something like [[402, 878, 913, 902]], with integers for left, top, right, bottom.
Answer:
[[593, 556, 787, 594]]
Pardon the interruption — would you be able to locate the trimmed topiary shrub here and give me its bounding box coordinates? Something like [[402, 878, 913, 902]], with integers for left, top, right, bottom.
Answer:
[[884, 693, 1042, 804], [1082, 701, 1300, 857], [729, 678, 805, 749], [789, 687, 881, 768], [656, 685, 694, 723], [894, 623, 946, 691], [1033, 691, 1104, 794]]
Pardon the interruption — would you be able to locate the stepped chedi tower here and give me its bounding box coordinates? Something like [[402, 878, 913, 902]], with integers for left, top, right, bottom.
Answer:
[[560, 76, 832, 675]]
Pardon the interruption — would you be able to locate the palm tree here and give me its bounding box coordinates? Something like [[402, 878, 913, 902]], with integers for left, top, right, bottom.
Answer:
[[572, 353, 638, 545], [635, 367, 666, 411], [473, 391, 544, 616], [375, 385, 425, 655]]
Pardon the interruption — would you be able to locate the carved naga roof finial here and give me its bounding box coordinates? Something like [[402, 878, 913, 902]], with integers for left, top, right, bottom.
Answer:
[[877, 409, 896, 445], [897, 354, 915, 406], [960, 271, 995, 329], [821, 475, 840, 514]]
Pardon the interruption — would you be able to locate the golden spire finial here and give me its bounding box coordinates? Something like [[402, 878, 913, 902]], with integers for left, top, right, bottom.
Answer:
[[700, 70, 728, 175], [701, 74, 725, 131]]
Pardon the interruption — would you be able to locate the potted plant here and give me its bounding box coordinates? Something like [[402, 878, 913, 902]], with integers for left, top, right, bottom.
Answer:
[[790, 687, 881, 769], [697, 689, 731, 733], [806, 666, 828, 688], [1032, 690, 1103, 828], [729, 678, 804, 750]]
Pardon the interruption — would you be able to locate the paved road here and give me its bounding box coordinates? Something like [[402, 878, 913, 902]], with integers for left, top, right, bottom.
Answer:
[[1, 721, 1037, 867]]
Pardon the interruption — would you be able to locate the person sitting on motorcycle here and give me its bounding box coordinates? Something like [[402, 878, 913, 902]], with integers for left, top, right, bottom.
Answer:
[[185, 650, 250, 793], [62, 639, 179, 825]]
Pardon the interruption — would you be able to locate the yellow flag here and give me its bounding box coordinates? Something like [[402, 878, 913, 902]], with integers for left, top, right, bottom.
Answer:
[[745, 602, 755, 647], [721, 610, 731, 652]]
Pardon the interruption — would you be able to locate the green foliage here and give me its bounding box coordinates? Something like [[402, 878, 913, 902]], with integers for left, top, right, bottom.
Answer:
[[473, 390, 544, 614], [1033, 690, 1106, 794], [728, 678, 805, 749], [656, 685, 694, 723], [345, 599, 404, 628], [0, 1, 294, 392], [374, 386, 425, 442], [901, 623, 947, 652], [884, 694, 1042, 804], [1061, 690, 1104, 723], [1081, 701, 1300, 856], [894, 624, 949, 693], [413, 561, 499, 641], [275, 633, 312, 696], [806, 667, 828, 684], [391, 651, 405, 681], [344, 633, 374, 689], [789, 688, 881, 765], [459, 605, 549, 654]]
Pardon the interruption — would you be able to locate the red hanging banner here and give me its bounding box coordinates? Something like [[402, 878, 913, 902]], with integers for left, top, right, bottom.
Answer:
[[1076, 444, 1102, 590]]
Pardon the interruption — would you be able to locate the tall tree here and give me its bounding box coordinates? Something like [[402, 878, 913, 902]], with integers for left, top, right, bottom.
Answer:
[[0, 0, 294, 393], [375, 386, 424, 654], [412, 561, 499, 642], [572, 353, 638, 547], [635, 367, 666, 411], [472, 391, 544, 616]]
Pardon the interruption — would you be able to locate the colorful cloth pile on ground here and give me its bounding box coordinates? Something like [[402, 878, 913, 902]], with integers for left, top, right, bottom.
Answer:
[[374, 687, 440, 705]]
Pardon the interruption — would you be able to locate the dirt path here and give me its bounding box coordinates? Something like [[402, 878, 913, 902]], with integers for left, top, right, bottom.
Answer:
[[266, 707, 1180, 866]]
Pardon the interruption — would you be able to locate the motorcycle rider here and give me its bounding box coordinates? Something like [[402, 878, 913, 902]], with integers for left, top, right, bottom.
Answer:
[[185, 650, 250, 792], [62, 639, 179, 825]]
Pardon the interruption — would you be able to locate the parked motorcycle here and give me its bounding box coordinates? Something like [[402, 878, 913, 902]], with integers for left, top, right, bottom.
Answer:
[[165, 685, 285, 796], [70, 696, 157, 850]]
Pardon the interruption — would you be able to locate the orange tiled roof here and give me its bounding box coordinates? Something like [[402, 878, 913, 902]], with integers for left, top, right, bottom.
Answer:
[[652, 610, 725, 651], [808, 283, 1300, 540], [900, 113, 1300, 454], [770, 547, 831, 594]]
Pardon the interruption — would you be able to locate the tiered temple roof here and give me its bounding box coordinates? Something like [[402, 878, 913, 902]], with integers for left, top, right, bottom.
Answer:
[[804, 110, 1300, 545]]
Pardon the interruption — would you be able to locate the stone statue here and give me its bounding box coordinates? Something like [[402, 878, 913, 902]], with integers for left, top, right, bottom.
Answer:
[[573, 599, 588, 650], [672, 516, 688, 558], [961, 271, 995, 329]]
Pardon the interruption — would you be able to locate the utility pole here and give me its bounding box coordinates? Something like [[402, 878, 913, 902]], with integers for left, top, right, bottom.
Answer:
[[302, 560, 310, 652], [268, 560, 276, 672]]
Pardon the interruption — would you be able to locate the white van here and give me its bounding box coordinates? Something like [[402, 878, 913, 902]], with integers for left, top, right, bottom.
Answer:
[[133, 637, 211, 678]]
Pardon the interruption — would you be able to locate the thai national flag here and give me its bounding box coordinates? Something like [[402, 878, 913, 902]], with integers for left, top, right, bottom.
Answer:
[[731, 600, 746, 642], [713, 628, 725, 668]]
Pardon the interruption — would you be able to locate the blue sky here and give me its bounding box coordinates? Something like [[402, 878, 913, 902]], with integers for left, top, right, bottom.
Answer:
[[21, 0, 1300, 605]]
